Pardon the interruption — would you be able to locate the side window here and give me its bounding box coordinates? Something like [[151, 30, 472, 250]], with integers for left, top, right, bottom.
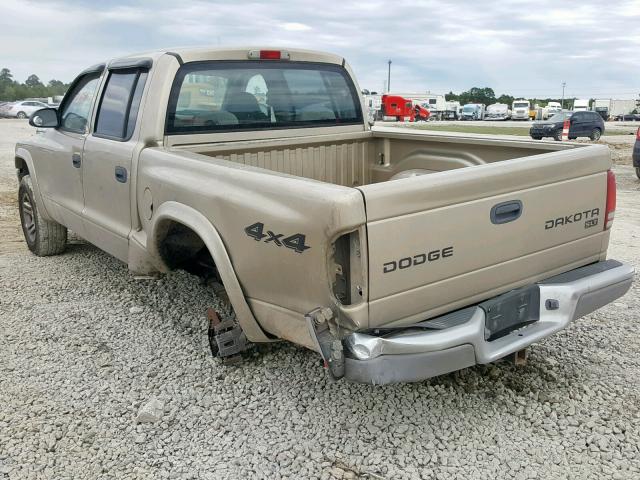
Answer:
[[60, 74, 101, 133], [95, 70, 147, 140]]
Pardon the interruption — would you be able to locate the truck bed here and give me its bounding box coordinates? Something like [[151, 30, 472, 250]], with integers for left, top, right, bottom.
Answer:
[[168, 127, 612, 330], [175, 127, 578, 187]]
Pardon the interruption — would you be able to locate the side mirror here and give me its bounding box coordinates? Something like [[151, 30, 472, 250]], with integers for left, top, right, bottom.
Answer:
[[29, 108, 59, 128]]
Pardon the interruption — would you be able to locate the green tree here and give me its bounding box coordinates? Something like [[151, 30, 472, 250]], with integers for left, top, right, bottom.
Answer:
[[445, 91, 459, 102], [0, 68, 70, 101], [25, 74, 43, 88], [496, 94, 514, 105]]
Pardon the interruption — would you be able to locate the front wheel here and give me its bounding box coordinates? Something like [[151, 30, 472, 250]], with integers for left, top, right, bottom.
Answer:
[[531, 136, 542, 140], [590, 128, 602, 141], [16, 111, 27, 119], [19, 175, 67, 256], [636, 167, 640, 180], [554, 129, 563, 141]]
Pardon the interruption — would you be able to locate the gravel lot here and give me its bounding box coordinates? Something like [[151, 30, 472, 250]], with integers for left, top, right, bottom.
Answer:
[[1, 119, 639, 480]]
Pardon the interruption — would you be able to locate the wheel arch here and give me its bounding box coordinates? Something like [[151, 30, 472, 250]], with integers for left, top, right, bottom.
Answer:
[[149, 201, 273, 343], [15, 148, 53, 221]]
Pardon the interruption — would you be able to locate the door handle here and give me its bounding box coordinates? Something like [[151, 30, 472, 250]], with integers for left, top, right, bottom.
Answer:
[[114, 166, 128, 183], [72, 153, 81, 168], [491, 200, 523, 224]]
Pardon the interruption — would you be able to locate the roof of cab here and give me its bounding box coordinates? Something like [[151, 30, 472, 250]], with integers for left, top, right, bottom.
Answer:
[[107, 46, 345, 69]]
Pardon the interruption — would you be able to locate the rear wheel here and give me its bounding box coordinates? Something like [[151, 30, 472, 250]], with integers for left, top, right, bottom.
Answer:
[[589, 128, 601, 141], [531, 136, 542, 140], [19, 175, 67, 256], [16, 111, 27, 119], [636, 167, 640, 180]]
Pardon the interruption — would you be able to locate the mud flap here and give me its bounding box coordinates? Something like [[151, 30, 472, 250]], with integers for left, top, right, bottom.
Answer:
[[305, 307, 345, 380]]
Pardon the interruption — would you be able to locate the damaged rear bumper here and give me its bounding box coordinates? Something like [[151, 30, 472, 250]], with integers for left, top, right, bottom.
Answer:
[[343, 260, 634, 384]]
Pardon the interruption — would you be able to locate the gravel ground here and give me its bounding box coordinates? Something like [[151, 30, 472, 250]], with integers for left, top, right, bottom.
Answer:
[[1, 119, 639, 479]]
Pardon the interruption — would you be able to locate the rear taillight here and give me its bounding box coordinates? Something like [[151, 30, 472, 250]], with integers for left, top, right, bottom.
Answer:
[[636, 127, 640, 141], [605, 169, 616, 230]]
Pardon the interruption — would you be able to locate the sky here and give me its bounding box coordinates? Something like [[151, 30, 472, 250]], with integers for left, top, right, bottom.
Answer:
[[1, 0, 639, 99]]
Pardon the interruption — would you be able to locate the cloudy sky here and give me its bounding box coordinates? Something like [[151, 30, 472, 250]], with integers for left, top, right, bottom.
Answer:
[[1, 0, 639, 98]]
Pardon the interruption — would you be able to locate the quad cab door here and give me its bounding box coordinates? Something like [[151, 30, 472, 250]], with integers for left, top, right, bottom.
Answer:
[[34, 69, 103, 235], [81, 64, 150, 262]]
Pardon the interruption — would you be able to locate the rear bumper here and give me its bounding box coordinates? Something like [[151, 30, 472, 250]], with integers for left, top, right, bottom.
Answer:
[[344, 260, 634, 384]]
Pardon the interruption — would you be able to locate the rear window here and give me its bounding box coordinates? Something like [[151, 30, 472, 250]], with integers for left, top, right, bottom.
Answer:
[[95, 70, 148, 140], [166, 61, 363, 134]]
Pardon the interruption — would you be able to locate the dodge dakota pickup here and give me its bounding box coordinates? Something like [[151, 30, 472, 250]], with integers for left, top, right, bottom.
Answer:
[[16, 47, 634, 384]]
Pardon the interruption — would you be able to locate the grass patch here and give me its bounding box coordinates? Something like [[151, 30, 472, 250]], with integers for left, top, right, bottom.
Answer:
[[403, 123, 635, 136]]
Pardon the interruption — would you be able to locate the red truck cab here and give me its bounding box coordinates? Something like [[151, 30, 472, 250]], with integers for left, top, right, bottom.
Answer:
[[381, 95, 430, 122], [381, 95, 415, 121]]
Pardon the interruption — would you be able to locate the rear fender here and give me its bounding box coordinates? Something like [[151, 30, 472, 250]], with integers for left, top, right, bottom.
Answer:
[[149, 201, 273, 343]]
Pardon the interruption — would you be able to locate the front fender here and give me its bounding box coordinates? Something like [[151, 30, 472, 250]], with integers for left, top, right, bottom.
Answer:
[[15, 147, 53, 221], [149, 201, 273, 343]]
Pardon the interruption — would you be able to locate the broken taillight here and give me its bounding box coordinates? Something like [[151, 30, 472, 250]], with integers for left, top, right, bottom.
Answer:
[[605, 169, 616, 230]]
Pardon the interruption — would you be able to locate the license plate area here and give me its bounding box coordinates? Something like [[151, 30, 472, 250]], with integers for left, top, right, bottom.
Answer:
[[480, 285, 540, 341]]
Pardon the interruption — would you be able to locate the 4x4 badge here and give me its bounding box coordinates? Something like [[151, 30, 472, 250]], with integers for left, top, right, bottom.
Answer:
[[244, 222, 311, 254]]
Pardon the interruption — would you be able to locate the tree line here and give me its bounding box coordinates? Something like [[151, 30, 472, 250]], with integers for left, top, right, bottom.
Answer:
[[445, 87, 576, 108], [0, 68, 70, 102]]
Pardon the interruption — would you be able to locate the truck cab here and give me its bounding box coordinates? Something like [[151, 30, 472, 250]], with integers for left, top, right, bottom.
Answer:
[[512, 99, 531, 120], [460, 103, 484, 120], [381, 94, 414, 122]]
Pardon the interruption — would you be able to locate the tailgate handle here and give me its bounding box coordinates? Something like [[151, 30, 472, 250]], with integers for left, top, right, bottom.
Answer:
[[491, 200, 523, 224]]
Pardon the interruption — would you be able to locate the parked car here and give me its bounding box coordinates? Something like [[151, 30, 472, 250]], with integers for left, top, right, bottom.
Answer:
[[15, 46, 633, 384], [1, 100, 50, 119], [633, 127, 640, 179], [544, 102, 562, 119], [530, 111, 605, 141], [613, 113, 640, 122]]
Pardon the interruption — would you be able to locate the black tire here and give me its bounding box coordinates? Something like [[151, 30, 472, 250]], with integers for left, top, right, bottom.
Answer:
[[16, 111, 27, 119], [636, 167, 640, 180], [553, 129, 563, 141], [589, 128, 601, 141], [531, 136, 542, 140], [18, 175, 67, 256]]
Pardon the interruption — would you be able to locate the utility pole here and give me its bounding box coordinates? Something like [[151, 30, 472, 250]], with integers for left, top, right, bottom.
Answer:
[[387, 60, 392, 93], [561, 81, 566, 110]]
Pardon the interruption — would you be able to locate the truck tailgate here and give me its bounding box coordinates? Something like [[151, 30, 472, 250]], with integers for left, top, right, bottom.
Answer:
[[358, 144, 612, 328]]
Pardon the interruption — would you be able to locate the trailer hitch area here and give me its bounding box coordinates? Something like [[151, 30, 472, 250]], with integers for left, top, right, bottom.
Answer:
[[509, 348, 528, 367], [207, 308, 247, 365], [305, 307, 345, 380]]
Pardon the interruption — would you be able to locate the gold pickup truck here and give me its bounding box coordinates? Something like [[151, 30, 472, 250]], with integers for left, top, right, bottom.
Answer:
[[15, 47, 634, 384]]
